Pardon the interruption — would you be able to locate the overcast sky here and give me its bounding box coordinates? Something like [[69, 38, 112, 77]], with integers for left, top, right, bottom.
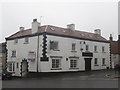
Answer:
[[0, 0, 119, 43]]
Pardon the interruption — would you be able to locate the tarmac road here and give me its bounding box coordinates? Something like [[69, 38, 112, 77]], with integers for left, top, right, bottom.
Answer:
[[2, 69, 120, 88]]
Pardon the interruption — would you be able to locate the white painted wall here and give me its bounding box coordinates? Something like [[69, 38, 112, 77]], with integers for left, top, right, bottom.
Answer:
[[39, 35, 110, 72], [7, 34, 110, 76], [7, 35, 42, 76]]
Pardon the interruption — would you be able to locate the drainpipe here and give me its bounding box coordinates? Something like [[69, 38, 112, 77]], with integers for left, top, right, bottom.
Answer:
[[37, 34, 39, 72]]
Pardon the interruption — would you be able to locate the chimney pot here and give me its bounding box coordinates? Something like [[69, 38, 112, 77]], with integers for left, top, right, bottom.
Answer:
[[109, 34, 113, 41], [67, 24, 75, 31], [20, 27, 24, 31], [33, 19, 37, 22], [94, 29, 101, 36]]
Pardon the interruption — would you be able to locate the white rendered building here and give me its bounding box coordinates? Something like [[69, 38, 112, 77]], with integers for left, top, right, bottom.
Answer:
[[6, 19, 110, 77]]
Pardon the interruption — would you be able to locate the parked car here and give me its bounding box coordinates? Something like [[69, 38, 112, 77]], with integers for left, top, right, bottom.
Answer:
[[114, 63, 120, 71], [2, 69, 12, 80]]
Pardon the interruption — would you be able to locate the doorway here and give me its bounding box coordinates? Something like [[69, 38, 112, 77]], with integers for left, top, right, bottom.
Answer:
[[20, 59, 28, 77], [84, 58, 92, 71]]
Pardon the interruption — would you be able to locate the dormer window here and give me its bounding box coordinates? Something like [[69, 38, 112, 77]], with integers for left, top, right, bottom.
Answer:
[[14, 39, 18, 44], [24, 37, 29, 44]]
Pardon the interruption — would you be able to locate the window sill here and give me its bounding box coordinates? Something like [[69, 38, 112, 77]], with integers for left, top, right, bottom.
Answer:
[[102, 52, 106, 53], [69, 68, 79, 69], [24, 42, 29, 44], [11, 56, 16, 58], [50, 49, 60, 51], [53, 50, 60, 51], [94, 64, 99, 66], [102, 64, 106, 66], [71, 51, 77, 52], [51, 68, 62, 70], [94, 51, 98, 53]]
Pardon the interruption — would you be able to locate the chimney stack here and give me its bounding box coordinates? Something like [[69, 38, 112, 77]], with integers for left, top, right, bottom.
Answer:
[[109, 34, 113, 41], [94, 29, 101, 36], [32, 19, 40, 34], [67, 24, 75, 31], [19, 27, 24, 31]]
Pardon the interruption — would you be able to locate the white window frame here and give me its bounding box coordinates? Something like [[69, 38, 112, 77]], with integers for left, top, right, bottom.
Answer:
[[94, 46, 98, 52], [24, 37, 29, 44], [86, 45, 89, 51], [94, 58, 98, 66], [16, 62, 19, 68], [14, 39, 18, 44], [102, 46, 105, 53], [70, 59, 78, 69], [7, 62, 15, 72], [51, 58, 61, 69], [72, 43, 76, 51], [11, 50, 16, 57], [102, 58, 106, 65], [50, 41, 59, 50]]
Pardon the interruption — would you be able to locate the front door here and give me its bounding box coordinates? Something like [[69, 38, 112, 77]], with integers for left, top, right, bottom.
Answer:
[[84, 58, 92, 71]]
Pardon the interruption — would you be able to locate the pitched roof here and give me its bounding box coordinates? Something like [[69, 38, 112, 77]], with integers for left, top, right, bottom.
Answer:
[[6, 25, 109, 42]]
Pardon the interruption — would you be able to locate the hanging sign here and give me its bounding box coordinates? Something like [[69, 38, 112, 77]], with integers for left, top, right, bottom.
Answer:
[[28, 51, 36, 61]]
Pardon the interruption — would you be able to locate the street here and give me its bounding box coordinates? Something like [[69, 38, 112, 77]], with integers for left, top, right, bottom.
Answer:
[[2, 69, 119, 88]]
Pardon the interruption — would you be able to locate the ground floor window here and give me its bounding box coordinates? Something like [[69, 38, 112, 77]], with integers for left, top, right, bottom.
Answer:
[[8, 63, 15, 72], [102, 58, 106, 65], [70, 59, 77, 68], [94, 58, 98, 65], [52, 59, 61, 69]]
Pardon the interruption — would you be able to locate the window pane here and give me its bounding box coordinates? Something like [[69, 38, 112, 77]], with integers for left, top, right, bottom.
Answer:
[[14, 39, 18, 44], [70, 59, 77, 68], [94, 58, 98, 65], [50, 41, 58, 50], [12, 50, 16, 57], [8, 63, 12, 71], [72, 43, 75, 51], [86, 45, 89, 51], [52, 59, 60, 69], [102, 58, 105, 65], [54, 42, 58, 50], [94, 46, 97, 52], [102, 47, 105, 52], [25, 37, 29, 43]]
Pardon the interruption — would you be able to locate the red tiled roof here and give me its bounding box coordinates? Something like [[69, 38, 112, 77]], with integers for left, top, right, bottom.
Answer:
[[6, 25, 108, 42]]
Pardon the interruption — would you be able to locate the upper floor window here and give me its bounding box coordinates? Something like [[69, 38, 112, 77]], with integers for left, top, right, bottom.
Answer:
[[94, 46, 98, 52], [102, 46, 105, 53], [86, 45, 89, 51], [11, 50, 16, 57], [24, 37, 29, 44], [14, 39, 18, 44], [50, 41, 59, 50], [72, 43, 76, 51]]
